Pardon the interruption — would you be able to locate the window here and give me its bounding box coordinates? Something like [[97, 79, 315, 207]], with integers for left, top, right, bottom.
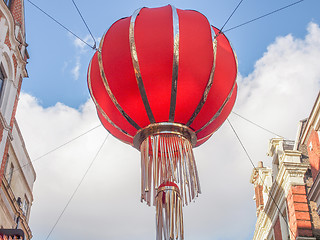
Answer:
[[0, 67, 4, 95], [22, 197, 29, 217], [3, 0, 11, 7], [15, 215, 20, 229]]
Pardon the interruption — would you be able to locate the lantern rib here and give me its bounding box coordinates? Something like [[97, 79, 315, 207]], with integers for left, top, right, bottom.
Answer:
[[87, 60, 134, 142], [186, 25, 217, 127], [168, 5, 180, 122], [196, 81, 237, 134], [197, 131, 214, 143], [97, 50, 142, 130], [129, 8, 156, 124]]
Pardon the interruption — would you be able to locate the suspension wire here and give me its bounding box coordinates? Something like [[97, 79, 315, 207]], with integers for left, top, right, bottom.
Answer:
[[218, 0, 245, 35], [223, 0, 305, 33], [227, 118, 296, 239], [71, 0, 97, 50], [231, 111, 285, 139], [26, 0, 96, 50], [26, 0, 306, 51], [6, 124, 102, 178], [45, 133, 109, 240]]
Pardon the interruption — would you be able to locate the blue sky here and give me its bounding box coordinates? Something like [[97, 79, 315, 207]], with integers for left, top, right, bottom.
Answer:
[[22, 0, 320, 108], [14, 0, 320, 240]]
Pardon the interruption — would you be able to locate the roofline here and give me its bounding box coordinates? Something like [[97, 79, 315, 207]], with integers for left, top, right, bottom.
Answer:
[[300, 91, 320, 145]]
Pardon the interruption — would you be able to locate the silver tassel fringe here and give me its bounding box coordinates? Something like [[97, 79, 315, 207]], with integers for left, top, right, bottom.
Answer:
[[140, 133, 201, 206]]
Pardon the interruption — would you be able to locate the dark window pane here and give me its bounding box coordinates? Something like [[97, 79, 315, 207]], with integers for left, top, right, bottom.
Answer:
[[0, 68, 4, 95], [3, 0, 11, 7]]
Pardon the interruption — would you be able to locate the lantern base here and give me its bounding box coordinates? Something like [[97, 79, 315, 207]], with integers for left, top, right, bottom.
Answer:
[[133, 122, 197, 150]]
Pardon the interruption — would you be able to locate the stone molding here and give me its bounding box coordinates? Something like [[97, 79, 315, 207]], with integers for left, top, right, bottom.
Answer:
[[296, 237, 316, 240], [252, 153, 308, 239], [308, 169, 320, 214], [1, 177, 32, 239]]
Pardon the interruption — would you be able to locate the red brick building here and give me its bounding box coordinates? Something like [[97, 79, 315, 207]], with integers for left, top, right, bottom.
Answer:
[[251, 91, 320, 240], [0, 0, 35, 239], [300, 92, 320, 212]]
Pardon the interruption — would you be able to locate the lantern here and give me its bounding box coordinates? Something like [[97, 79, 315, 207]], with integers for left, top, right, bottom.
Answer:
[[88, 5, 237, 239]]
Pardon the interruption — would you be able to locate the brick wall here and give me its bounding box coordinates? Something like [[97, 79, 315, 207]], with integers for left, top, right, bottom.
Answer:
[[4, 31, 11, 50], [254, 184, 264, 215], [9, 0, 23, 27], [307, 129, 320, 180], [286, 185, 313, 239], [12, 54, 17, 77]]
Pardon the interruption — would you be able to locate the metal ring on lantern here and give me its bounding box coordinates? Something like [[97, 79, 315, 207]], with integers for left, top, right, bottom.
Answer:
[[156, 184, 181, 196], [133, 122, 197, 150]]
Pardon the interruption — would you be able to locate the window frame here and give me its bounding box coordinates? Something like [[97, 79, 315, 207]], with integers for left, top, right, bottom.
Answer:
[[22, 196, 29, 217]]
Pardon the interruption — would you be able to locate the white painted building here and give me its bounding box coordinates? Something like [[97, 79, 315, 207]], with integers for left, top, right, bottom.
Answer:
[[0, 0, 35, 239]]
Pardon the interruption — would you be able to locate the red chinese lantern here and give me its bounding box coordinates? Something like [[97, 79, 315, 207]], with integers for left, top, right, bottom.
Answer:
[[88, 5, 237, 239]]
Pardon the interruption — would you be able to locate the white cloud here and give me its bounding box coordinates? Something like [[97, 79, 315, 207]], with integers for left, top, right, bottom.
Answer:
[[71, 57, 81, 80], [73, 34, 99, 53], [73, 37, 87, 50], [70, 35, 100, 80], [16, 22, 320, 240]]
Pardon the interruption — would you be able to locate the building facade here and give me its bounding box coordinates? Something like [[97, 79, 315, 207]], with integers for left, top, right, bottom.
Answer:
[[251, 91, 320, 240], [299, 92, 320, 215], [0, 0, 35, 240]]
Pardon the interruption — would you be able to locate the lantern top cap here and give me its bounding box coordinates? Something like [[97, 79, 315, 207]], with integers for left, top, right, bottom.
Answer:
[[133, 122, 197, 150]]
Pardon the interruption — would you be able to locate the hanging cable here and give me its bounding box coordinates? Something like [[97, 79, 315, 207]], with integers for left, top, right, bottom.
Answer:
[[227, 118, 296, 239], [26, 0, 96, 50], [45, 133, 109, 240], [71, 0, 97, 50], [231, 111, 285, 139], [26, 0, 306, 50], [218, 0, 245, 35], [6, 124, 101, 178], [223, 0, 305, 33]]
